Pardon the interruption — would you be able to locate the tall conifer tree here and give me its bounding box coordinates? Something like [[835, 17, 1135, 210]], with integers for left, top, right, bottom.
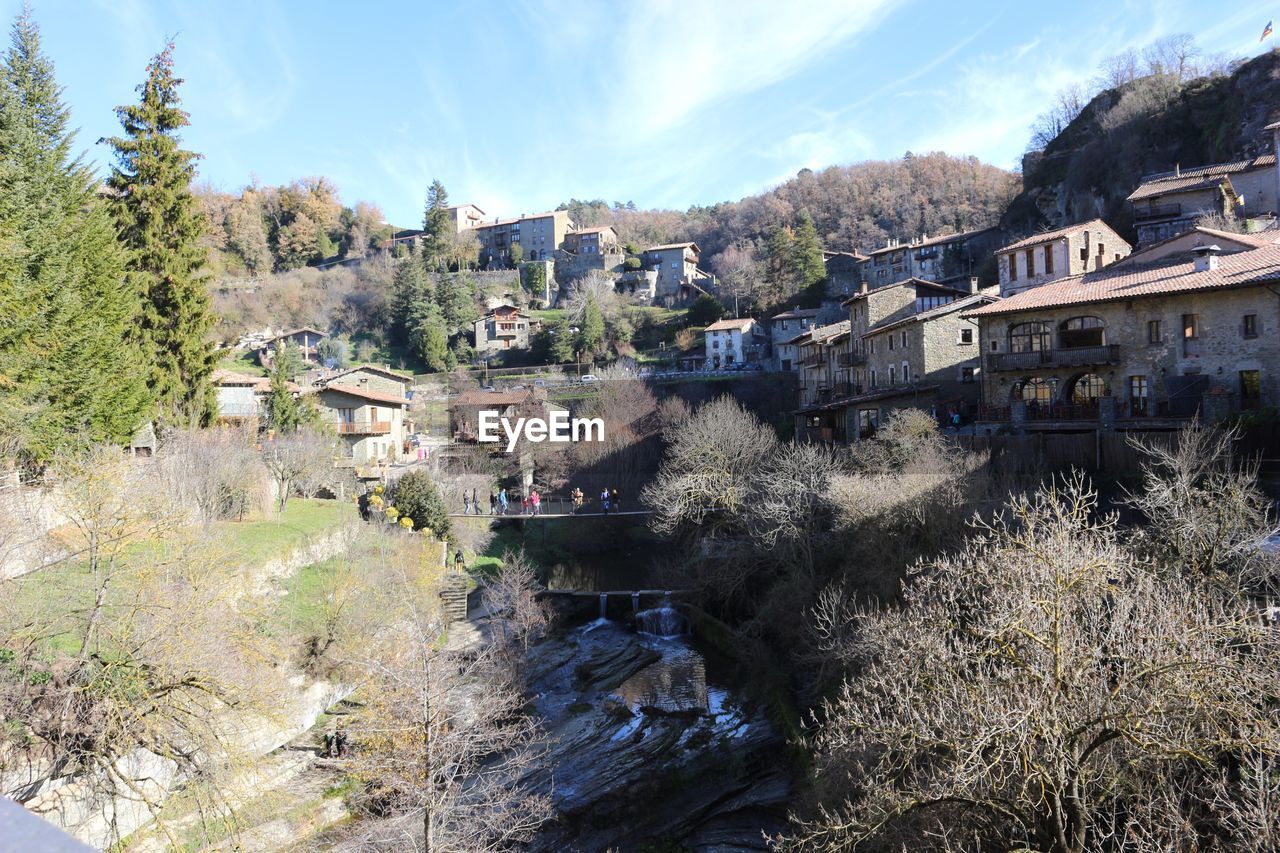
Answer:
[[421, 179, 451, 271], [104, 41, 215, 423], [0, 7, 150, 460]]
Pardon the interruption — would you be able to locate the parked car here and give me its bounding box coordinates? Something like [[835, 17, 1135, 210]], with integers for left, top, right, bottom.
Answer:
[[580, 374, 600, 383], [480, 385, 496, 392]]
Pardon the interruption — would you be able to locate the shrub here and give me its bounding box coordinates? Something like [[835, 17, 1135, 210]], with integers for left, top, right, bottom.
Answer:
[[391, 470, 450, 540]]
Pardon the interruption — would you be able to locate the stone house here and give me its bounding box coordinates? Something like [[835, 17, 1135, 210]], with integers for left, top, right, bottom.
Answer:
[[1127, 149, 1278, 246], [793, 320, 851, 414], [476, 210, 574, 265], [769, 308, 821, 371], [965, 227, 1280, 434], [311, 383, 410, 468], [703, 317, 764, 368], [445, 203, 486, 233], [641, 242, 715, 304], [474, 304, 539, 355], [862, 228, 1001, 289], [996, 220, 1131, 297], [320, 364, 414, 398], [565, 225, 621, 256], [448, 388, 568, 443], [823, 250, 869, 298]]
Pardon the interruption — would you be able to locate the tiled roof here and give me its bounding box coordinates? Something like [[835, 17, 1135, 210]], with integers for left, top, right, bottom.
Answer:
[[212, 369, 262, 386], [865, 292, 999, 337], [645, 242, 699, 252], [313, 384, 409, 406], [803, 320, 851, 345], [570, 225, 617, 235], [1125, 156, 1275, 202], [325, 364, 415, 383], [841, 277, 971, 305], [964, 243, 1280, 317], [866, 227, 995, 256], [453, 389, 535, 407], [824, 250, 869, 261], [476, 211, 564, 228], [704, 317, 755, 332], [999, 219, 1118, 253], [1118, 225, 1280, 265], [261, 327, 327, 346], [770, 308, 822, 320]]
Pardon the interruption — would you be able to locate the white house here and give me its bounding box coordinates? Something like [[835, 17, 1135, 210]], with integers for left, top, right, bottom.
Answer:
[[703, 317, 762, 368]]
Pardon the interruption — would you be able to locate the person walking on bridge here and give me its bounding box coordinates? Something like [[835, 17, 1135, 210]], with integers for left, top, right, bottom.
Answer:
[[489, 491, 497, 515], [531, 489, 541, 516], [611, 487, 620, 512], [600, 488, 610, 515], [571, 487, 584, 514], [498, 488, 508, 515]]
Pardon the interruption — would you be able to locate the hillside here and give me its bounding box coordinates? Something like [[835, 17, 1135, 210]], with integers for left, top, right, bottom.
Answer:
[[561, 151, 1019, 267], [1005, 48, 1280, 239]]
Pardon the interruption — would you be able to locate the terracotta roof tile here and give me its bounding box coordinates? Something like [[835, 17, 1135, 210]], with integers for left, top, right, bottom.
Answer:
[[1125, 156, 1274, 202], [964, 243, 1280, 318], [704, 318, 755, 332], [313, 384, 409, 406], [998, 219, 1122, 253]]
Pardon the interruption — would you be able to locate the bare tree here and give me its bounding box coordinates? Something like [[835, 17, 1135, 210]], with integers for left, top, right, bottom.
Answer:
[[1142, 33, 1199, 82], [342, 561, 551, 851], [790, 475, 1280, 852], [1028, 82, 1089, 150], [153, 425, 267, 523], [711, 240, 762, 316], [260, 426, 338, 511], [484, 548, 551, 655], [642, 395, 778, 535], [1126, 425, 1280, 596]]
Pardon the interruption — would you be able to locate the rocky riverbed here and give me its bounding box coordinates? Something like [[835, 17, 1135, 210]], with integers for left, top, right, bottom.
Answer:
[[520, 615, 791, 851]]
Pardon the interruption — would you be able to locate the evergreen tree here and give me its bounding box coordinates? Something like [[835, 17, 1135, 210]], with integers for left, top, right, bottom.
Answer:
[[263, 342, 302, 433], [104, 40, 215, 424], [421, 179, 451, 271], [435, 273, 477, 334], [390, 470, 450, 540], [579, 294, 605, 355], [412, 304, 449, 372], [549, 320, 575, 363], [764, 225, 795, 303], [0, 8, 151, 460], [791, 209, 827, 293], [390, 255, 432, 350]]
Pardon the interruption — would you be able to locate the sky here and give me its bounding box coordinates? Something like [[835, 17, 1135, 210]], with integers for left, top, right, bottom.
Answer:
[[6, 0, 1274, 227]]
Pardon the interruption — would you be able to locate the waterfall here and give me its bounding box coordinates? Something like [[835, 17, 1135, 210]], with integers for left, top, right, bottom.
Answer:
[[598, 592, 608, 621], [635, 594, 689, 638], [631, 592, 640, 614]]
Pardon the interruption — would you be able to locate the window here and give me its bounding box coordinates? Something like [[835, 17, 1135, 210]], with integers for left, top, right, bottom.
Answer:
[[1070, 373, 1109, 404], [1025, 249, 1035, 277], [1182, 314, 1199, 339], [1243, 314, 1258, 338], [1008, 254, 1017, 281], [989, 339, 999, 352], [857, 408, 878, 439], [337, 407, 354, 424], [1044, 245, 1054, 275], [1015, 377, 1053, 404], [958, 327, 974, 344], [1058, 316, 1104, 349], [901, 331, 909, 348], [1129, 375, 1149, 416], [961, 366, 976, 383], [888, 365, 896, 385], [869, 368, 877, 388], [901, 360, 910, 383], [781, 319, 789, 330], [1147, 319, 1162, 344], [1008, 321, 1051, 353], [1097, 243, 1105, 259], [1241, 370, 1262, 410], [888, 335, 894, 351], [869, 339, 875, 354]]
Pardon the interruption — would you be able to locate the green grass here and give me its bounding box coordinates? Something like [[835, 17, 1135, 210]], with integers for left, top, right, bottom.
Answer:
[[529, 308, 566, 324], [217, 349, 267, 376], [226, 499, 354, 566]]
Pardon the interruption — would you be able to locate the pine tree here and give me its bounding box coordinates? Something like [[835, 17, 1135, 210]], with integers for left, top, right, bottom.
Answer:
[[412, 304, 449, 372], [104, 40, 215, 424], [0, 7, 151, 460], [549, 320, 575, 363], [263, 342, 302, 433], [390, 255, 432, 350], [579, 294, 605, 355], [764, 225, 795, 304], [421, 179, 451, 272], [791, 209, 827, 294]]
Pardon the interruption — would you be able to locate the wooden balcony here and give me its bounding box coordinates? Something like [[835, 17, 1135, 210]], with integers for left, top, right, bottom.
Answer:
[[988, 344, 1120, 372], [802, 353, 825, 367], [336, 420, 392, 435]]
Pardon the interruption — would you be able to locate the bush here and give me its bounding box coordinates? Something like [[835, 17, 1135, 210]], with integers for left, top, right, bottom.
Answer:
[[686, 294, 724, 326], [391, 471, 450, 541], [623, 257, 642, 271]]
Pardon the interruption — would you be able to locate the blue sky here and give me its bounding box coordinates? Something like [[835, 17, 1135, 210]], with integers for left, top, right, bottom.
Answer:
[[7, 0, 1272, 227]]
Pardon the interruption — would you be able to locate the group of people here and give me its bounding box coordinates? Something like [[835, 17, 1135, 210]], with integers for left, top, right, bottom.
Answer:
[[465, 486, 623, 516], [599, 487, 621, 514]]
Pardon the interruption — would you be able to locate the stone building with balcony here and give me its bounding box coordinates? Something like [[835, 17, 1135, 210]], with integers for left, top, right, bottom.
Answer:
[[1126, 151, 1278, 247], [791, 321, 851, 440], [862, 228, 1001, 289], [966, 227, 1280, 434], [474, 304, 538, 355], [996, 220, 1131, 297], [311, 383, 410, 468], [476, 210, 574, 265]]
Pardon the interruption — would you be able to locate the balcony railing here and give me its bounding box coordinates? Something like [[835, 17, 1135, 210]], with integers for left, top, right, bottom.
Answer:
[[1134, 203, 1182, 221], [336, 421, 392, 435], [838, 351, 866, 367], [988, 344, 1120, 372], [802, 353, 825, 367]]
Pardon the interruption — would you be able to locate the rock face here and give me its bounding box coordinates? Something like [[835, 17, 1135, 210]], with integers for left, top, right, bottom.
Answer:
[[522, 621, 790, 852]]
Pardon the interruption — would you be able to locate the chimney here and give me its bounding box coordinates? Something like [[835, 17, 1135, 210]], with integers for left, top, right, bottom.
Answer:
[[1192, 244, 1222, 273], [860, 280, 869, 295], [969, 276, 979, 293]]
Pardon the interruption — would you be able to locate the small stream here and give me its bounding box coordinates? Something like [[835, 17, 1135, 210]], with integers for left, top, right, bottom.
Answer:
[[522, 593, 790, 851]]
